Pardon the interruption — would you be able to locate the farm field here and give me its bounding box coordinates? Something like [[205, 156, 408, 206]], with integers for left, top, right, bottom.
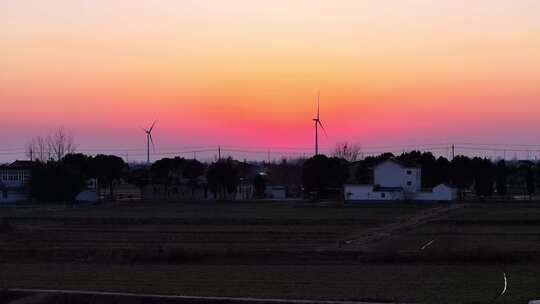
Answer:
[[1, 201, 540, 303]]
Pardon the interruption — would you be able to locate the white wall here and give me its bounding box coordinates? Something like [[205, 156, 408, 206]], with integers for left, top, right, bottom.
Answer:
[[373, 161, 403, 188], [344, 184, 403, 201], [414, 184, 457, 201], [373, 160, 421, 193], [344, 185, 373, 200]]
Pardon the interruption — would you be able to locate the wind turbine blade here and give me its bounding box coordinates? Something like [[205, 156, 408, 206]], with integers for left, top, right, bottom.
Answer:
[[149, 134, 156, 152], [318, 120, 328, 138], [149, 120, 157, 132]]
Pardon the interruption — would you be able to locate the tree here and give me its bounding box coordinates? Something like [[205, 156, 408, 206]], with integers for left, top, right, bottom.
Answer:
[[333, 142, 362, 162], [29, 162, 86, 203], [62, 153, 91, 177], [26, 127, 76, 162], [124, 167, 150, 199], [48, 127, 76, 161], [182, 159, 206, 196], [89, 155, 126, 200], [526, 163, 536, 197], [302, 155, 349, 200], [449, 156, 474, 196], [26, 136, 51, 162], [472, 157, 495, 197], [495, 160, 508, 196], [253, 173, 266, 199], [206, 157, 240, 200]]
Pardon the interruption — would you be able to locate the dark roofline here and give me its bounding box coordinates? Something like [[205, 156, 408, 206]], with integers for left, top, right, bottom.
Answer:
[[1, 160, 36, 170], [375, 158, 420, 169]]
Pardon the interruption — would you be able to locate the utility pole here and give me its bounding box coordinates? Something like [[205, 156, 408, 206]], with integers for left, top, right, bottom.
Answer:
[[267, 149, 271, 163], [451, 144, 455, 160], [218, 146, 221, 160]]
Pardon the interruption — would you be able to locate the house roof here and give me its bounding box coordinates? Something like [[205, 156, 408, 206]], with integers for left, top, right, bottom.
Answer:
[[374, 158, 420, 169], [1, 160, 35, 170]]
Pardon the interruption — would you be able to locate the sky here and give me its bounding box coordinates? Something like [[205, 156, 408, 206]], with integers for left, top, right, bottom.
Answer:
[[1, 1, 540, 162]]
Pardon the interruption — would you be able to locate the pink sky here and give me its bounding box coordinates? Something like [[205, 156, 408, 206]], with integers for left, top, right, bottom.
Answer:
[[1, 1, 540, 162]]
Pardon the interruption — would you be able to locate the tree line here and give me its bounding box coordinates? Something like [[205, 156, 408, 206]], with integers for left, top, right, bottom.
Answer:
[[23, 133, 540, 202]]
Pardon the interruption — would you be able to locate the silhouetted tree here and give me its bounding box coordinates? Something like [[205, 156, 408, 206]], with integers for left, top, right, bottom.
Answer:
[[495, 160, 508, 196], [29, 162, 86, 203], [150, 157, 206, 197], [206, 157, 240, 200], [302, 155, 349, 200], [151, 158, 181, 195], [472, 157, 495, 197], [125, 167, 150, 198], [89, 155, 126, 199], [253, 173, 266, 199], [526, 163, 536, 197], [62, 153, 91, 177], [449, 156, 474, 198], [265, 159, 304, 197], [333, 142, 362, 162]]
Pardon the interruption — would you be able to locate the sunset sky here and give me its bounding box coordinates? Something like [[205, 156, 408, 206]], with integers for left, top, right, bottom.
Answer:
[[1, 1, 540, 162]]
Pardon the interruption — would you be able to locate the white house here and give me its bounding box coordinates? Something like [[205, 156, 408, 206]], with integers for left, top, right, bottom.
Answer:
[[0, 160, 33, 203], [344, 159, 457, 202]]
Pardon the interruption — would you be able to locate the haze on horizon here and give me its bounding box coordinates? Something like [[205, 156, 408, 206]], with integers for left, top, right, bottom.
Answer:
[[1, 1, 540, 162]]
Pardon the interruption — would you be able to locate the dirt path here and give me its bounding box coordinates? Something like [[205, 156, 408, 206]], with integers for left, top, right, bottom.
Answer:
[[324, 204, 467, 251]]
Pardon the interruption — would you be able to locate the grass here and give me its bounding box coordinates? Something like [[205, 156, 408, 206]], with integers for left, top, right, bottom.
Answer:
[[2, 201, 540, 303]]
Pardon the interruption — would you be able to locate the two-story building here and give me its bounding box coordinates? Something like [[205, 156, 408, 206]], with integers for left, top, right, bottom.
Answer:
[[0, 160, 33, 203], [344, 159, 457, 202]]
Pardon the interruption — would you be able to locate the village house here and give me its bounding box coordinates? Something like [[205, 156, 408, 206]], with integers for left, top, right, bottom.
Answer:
[[344, 159, 457, 202], [0, 160, 33, 203]]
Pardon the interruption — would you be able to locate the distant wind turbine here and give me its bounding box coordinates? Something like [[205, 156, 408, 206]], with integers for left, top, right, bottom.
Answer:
[[143, 121, 156, 164], [313, 91, 327, 155]]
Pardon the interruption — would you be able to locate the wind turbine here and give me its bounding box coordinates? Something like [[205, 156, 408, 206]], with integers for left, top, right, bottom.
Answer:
[[143, 121, 156, 164], [313, 92, 327, 155]]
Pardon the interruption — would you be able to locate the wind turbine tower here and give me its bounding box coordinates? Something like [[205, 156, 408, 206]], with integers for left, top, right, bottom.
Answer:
[[143, 121, 156, 164], [313, 92, 327, 155]]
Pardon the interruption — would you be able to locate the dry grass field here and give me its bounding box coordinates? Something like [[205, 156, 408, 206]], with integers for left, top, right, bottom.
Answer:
[[1, 201, 540, 303]]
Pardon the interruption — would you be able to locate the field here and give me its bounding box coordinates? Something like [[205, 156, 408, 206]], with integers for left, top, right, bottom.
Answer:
[[1, 201, 540, 303]]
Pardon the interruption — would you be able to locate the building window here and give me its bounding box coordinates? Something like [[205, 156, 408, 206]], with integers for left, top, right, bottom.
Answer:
[[2, 191, 7, 199], [381, 193, 386, 198], [407, 181, 412, 186], [406, 170, 412, 175]]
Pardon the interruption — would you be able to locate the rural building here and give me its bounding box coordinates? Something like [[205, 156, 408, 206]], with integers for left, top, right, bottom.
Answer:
[[344, 159, 457, 202], [0, 160, 33, 203], [265, 185, 287, 199]]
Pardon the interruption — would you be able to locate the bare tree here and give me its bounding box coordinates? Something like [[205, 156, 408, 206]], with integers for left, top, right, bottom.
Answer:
[[26, 136, 51, 162], [26, 141, 36, 161], [333, 142, 362, 162], [26, 128, 76, 162], [48, 127, 76, 161]]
